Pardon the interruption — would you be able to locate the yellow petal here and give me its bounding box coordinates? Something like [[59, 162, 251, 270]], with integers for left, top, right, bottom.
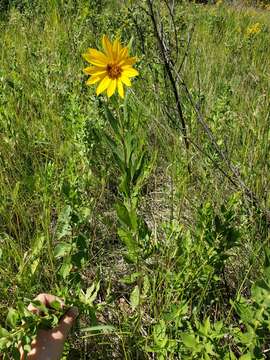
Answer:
[[122, 68, 139, 77], [120, 75, 131, 87], [96, 76, 111, 95], [113, 39, 121, 60], [86, 76, 101, 85], [117, 79, 124, 98], [83, 53, 107, 66], [119, 57, 137, 66], [102, 35, 113, 58], [86, 48, 108, 62], [119, 47, 128, 59], [107, 79, 117, 97], [83, 66, 106, 76]]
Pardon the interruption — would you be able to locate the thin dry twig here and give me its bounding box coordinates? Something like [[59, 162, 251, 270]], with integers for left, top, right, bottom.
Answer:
[[146, 0, 191, 175]]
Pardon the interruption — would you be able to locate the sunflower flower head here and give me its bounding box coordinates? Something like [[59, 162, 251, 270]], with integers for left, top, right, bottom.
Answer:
[[82, 35, 139, 98]]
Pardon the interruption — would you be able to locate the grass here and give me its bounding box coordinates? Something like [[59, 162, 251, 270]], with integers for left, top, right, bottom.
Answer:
[[0, 0, 270, 359]]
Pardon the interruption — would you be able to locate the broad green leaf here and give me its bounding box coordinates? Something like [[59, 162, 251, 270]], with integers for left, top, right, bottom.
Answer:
[[80, 282, 100, 306], [233, 297, 254, 324], [0, 326, 9, 337], [115, 202, 131, 228], [54, 243, 72, 259], [51, 314, 59, 327], [23, 344, 32, 353], [237, 327, 255, 345], [17, 301, 30, 317], [0, 336, 9, 350], [130, 285, 140, 310], [143, 275, 150, 296], [58, 259, 72, 279], [119, 173, 130, 197], [164, 302, 188, 322], [85, 281, 100, 305], [153, 320, 167, 348], [205, 341, 217, 356], [121, 272, 141, 284], [199, 317, 211, 336], [56, 206, 72, 240], [214, 320, 223, 333], [6, 308, 19, 328], [50, 300, 62, 311], [31, 235, 45, 257], [128, 206, 138, 231], [181, 333, 197, 348], [117, 228, 138, 263], [30, 258, 40, 276]]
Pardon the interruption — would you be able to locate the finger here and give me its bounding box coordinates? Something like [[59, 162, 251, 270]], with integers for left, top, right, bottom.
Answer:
[[28, 293, 64, 313], [36, 293, 65, 308], [19, 342, 24, 360], [56, 307, 79, 339]]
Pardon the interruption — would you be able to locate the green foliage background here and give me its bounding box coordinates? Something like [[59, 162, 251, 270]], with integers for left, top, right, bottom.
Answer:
[[0, 0, 270, 358]]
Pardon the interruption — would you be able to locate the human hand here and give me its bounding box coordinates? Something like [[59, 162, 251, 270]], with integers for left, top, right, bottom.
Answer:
[[20, 293, 78, 360]]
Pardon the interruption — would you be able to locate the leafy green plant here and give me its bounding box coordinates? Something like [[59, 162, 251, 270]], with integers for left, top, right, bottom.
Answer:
[[0, 282, 101, 359], [101, 100, 156, 264], [0, 299, 66, 359], [231, 248, 270, 359]]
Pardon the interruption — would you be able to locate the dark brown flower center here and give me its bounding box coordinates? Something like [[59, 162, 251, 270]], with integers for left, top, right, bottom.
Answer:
[[107, 63, 122, 79]]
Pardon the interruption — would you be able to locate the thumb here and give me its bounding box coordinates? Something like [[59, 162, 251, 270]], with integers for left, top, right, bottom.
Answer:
[[57, 307, 79, 339]]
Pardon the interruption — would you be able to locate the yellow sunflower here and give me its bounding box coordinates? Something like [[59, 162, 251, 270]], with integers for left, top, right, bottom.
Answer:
[[82, 35, 139, 98]]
